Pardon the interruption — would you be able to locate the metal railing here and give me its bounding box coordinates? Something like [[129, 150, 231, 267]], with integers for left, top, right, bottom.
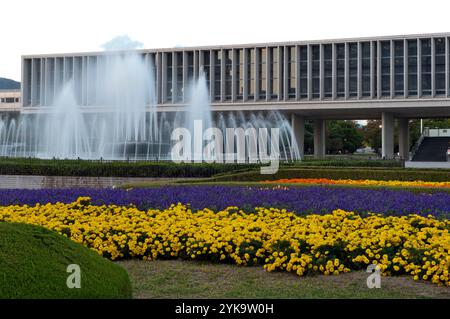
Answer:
[[409, 127, 429, 161]]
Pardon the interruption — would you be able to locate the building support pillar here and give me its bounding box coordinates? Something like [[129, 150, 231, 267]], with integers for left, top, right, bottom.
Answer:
[[313, 119, 326, 158], [381, 112, 394, 159], [291, 114, 305, 160], [398, 118, 410, 160]]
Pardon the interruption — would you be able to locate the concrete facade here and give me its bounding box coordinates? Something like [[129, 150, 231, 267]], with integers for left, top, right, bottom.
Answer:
[[0, 90, 21, 111], [20, 33, 450, 158]]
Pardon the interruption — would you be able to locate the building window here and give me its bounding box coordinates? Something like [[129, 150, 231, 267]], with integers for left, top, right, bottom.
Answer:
[[236, 49, 244, 100], [166, 53, 173, 102], [421, 38, 432, 96], [224, 50, 232, 101], [348, 43, 358, 98], [259, 48, 267, 100], [214, 50, 222, 101], [299, 46, 308, 99], [247, 49, 255, 100], [323, 44, 332, 98], [435, 38, 446, 96], [336, 44, 345, 98], [311, 45, 320, 99], [202, 51, 211, 100], [381, 41, 391, 97], [175, 52, 183, 102], [394, 40, 404, 96], [361, 42, 371, 97], [269, 47, 279, 99], [407, 40, 418, 96], [187, 52, 194, 84], [373, 42, 377, 97], [286, 46, 296, 99]]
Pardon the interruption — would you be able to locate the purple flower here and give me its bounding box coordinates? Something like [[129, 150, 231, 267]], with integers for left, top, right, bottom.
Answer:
[[0, 186, 449, 218]]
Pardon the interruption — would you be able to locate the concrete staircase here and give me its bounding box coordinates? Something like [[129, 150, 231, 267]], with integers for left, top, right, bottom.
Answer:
[[411, 137, 450, 162]]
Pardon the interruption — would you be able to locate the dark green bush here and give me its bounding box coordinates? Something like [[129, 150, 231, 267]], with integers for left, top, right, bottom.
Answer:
[[0, 222, 132, 298]]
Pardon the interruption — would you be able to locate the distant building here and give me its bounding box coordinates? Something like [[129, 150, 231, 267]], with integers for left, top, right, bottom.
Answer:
[[0, 89, 21, 111]]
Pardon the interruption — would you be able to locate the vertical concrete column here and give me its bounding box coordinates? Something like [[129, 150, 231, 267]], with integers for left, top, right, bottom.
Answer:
[[156, 52, 162, 104], [377, 40, 382, 99], [446, 37, 449, 97], [319, 44, 324, 100], [295, 45, 301, 100], [398, 118, 410, 160], [431, 37, 436, 97], [404, 39, 409, 98], [221, 49, 226, 102], [357, 42, 362, 99], [381, 112, 394, 159], [344, 43, 349, 99], [231, 49, 237, 101], [254, 48, 260, 100], [307, 44, 312, 100], [370, 41, 375, 98], [194, 51, 199, 81], [30, 59, 36, 106], [313, 119, 326, 158], [291, 114, 305, 160], [172, 52, 177, 103], [182, 51, 188, 103], [266, 47, 271, 101], [417, 38, 422, 97], [390, 40, 394, 99], [243, 48, 249, 102], [331, 43, 336, 100], [161, 53, 167, 103], [283, 46, 289, 101], [209, 50, 215, 103], [40, 59, 46, 106]]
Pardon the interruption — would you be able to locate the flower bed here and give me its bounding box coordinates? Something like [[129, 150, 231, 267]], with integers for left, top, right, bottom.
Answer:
[[0, 186, 449, 218], [0, 197, 448, 286], [264, 178, 450, 188]]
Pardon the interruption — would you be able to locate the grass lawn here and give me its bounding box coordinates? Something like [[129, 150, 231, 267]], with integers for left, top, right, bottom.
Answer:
[[117, 260, 450, 299]]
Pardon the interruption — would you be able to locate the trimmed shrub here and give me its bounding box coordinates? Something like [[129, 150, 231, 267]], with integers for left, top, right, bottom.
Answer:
[[0, 222, 132, 298]]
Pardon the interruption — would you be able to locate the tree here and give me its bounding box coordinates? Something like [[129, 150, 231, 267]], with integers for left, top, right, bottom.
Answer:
[[326, 120, 364, 154], [363, 120, 382, 152]]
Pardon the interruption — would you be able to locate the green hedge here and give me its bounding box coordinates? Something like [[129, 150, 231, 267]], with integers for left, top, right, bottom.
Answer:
[[0, 158, 259, 177], [211, 167, 450, 182], [0, 157, 402, 178], [0, 222, 132, 298]]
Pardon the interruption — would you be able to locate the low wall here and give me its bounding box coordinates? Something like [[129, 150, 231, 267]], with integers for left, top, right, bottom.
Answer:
[[405, 161, 450, 169], [0, 175, 180, 189]]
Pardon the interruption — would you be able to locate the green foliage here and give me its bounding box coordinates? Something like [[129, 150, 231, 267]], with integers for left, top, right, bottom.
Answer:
[[303, 120, 365, 154], [212, 167, 450, 182], [0, 158, 258, 177], [326, 121, 364, 154], [0, 222, 132, 298]]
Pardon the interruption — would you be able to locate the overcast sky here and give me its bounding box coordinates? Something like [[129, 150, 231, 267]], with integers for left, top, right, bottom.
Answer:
[[2, 0, 450, 81]]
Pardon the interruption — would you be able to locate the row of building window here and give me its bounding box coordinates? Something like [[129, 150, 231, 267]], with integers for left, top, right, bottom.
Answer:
[[162, 38, 449, 103], [0, 97, 20, 103], [23, 37, 450, 106]]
